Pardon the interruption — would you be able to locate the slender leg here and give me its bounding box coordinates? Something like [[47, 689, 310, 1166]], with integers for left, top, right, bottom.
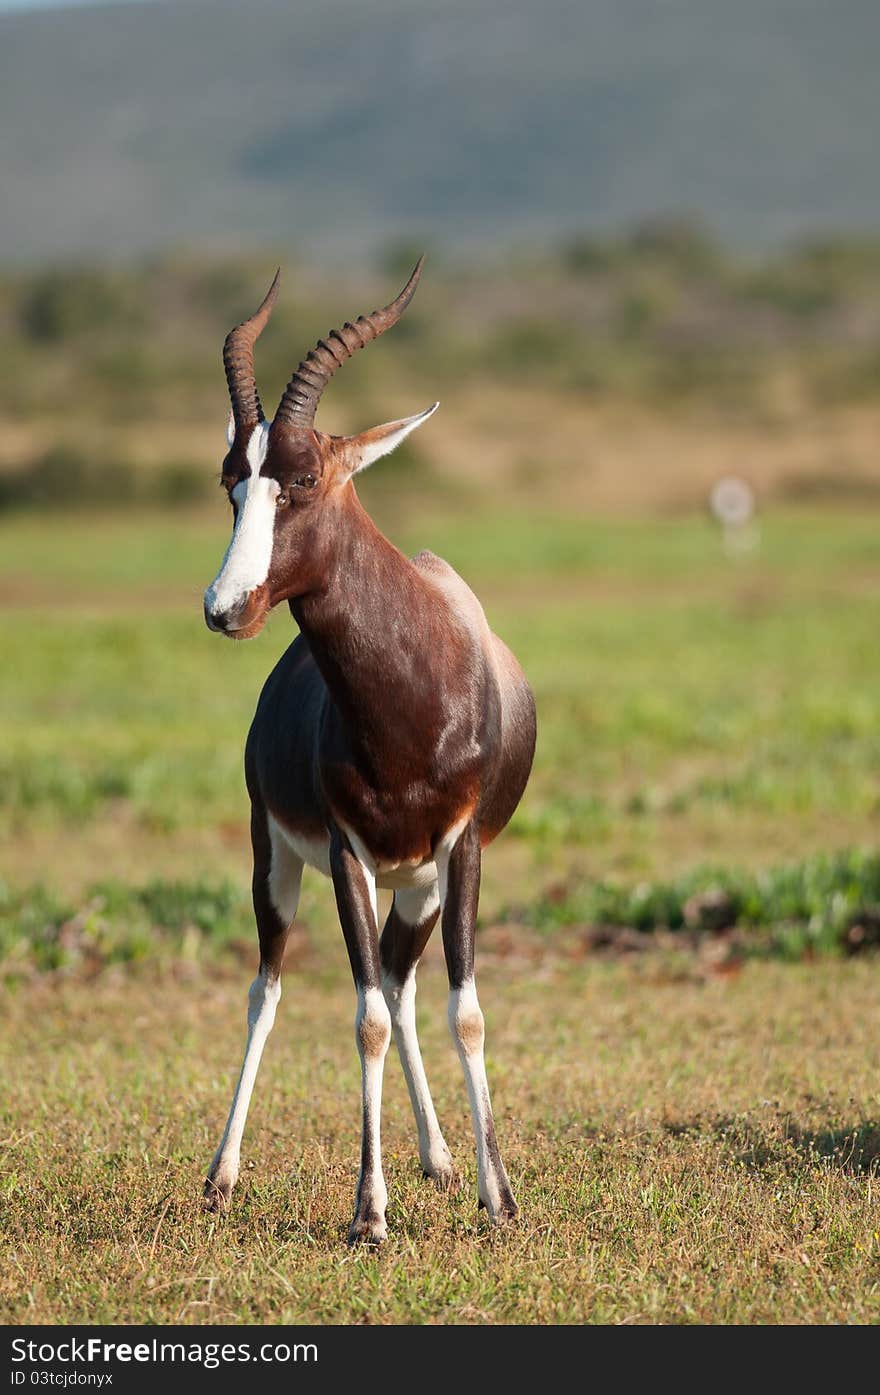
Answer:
[[329, 827, 392, 1245], [439, 821, 518, 1223], [204, 806, 301, 1211], [380, 884, 455, 1187]]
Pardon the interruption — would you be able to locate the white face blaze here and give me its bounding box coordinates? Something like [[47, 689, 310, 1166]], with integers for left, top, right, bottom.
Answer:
[[204, 422, 278, 623]]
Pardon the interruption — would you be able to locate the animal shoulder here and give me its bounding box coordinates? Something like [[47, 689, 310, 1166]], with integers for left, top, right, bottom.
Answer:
[[409, 550, 491, 641]]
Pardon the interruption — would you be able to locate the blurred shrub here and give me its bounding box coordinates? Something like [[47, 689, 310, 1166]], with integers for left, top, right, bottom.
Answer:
[[0, 876, 252, 979], [20, 269, 146, 343], [647, 345, 765, 409], [565, 216, 721, 280], [153, 464, 213, 505], [487, 316, 591, 379], [564, 235, 622, 276], [518, 848, 880, 959], [625, 215, 723, 278], [192, 260, 276, 326], [0, 444, 135, 510], [778, 468, 880, 503], [2, 224, 880, 467], [739, 236, 880, 317], [0, 444, 209, 512], [380, 238, 437, 283], [804, 348, 880, 405]]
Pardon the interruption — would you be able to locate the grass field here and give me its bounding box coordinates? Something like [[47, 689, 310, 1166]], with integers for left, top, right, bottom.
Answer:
[[2, 502, 880, 901], [1, 496, 879, 1323], [2, 956, 879, 1324]]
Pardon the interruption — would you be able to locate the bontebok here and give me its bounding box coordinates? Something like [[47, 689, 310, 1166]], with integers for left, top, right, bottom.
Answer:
[[202, 260, 536, 1243]]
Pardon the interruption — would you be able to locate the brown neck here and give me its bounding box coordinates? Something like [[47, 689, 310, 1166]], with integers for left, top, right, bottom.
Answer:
[[290, 488, 447, 760]]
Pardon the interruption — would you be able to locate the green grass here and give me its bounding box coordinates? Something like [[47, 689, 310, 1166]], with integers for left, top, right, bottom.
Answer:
[[4, 848, 880, 981], [2, 500, 880, 1323], [2, 507, 879, 896], [1, 955, 879, 1323], [518, 846, 880, 961], [0, 879, 251, 977]]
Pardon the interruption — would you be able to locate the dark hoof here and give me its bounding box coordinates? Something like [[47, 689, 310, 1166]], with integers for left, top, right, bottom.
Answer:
[[347, 1215, 387, 1247], [202, 1177, 232, 1213], [423, 1164, 459, 1193], [480, 1190, 519, 1225]]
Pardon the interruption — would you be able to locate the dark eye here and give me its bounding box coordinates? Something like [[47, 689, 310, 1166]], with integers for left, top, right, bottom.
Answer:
[[294, 474, 317, 490]]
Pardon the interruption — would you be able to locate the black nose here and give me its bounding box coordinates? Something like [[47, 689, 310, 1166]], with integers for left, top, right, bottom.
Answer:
[[204, 602, 231, 633]]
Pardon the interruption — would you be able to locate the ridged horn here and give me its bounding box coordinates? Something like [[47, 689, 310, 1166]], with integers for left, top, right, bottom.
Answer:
[[223, 269, 281, 437], [273, 257, 424, 432]]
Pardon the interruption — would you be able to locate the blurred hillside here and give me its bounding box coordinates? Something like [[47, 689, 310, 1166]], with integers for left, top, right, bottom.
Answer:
[[2, 226, 880, 517], [2, 0, 880, 260]]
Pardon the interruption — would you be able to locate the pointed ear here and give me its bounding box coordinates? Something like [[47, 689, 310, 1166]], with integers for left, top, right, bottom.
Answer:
[[226, 409, 235, 447], [341, 402, 439, 478]]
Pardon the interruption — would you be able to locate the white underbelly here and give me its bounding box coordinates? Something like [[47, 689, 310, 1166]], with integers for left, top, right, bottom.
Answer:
[[275, 826, 332, 877], [376, 860, 439, 891], [271, 818, 439, 891]]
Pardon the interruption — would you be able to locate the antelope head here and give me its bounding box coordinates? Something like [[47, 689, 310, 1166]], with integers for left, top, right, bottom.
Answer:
[[203, 259, 438, 639]]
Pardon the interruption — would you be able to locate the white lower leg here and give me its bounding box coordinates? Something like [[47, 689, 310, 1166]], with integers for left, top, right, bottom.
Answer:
[[449, 979, 517, 1222], [383, 969, 455, 1183], [206, 970, 281, 1202], [351, 985, 392, 1242]]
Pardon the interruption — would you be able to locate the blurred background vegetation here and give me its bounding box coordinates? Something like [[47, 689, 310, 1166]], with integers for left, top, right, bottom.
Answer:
[[2, 222, 880, 976], [1, 0, 879, 977], [3, 224, 880, 511], [4, 1, 880, 1329]]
